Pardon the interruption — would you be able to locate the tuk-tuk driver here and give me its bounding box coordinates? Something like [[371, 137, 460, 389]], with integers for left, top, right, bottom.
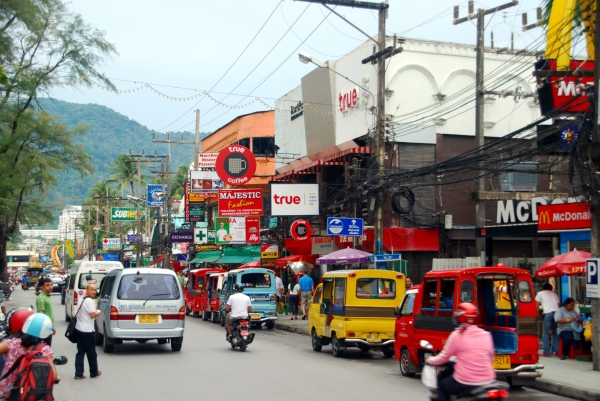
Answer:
[[224, 284, 252, 340]]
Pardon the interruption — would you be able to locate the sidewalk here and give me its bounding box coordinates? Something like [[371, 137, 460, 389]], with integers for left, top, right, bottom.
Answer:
[[273, 313, 600, 401]]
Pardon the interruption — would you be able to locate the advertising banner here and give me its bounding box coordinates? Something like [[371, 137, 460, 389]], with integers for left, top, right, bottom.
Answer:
[[218, 189, 264, 216], [51, 245, 61, 268], [198, 152, 218, 169], [170, 231, 194, 243], [101, 238, 121, 251], [270, 183, 319, 216], [184, 182, 206, 222], [147, 184, 167, 207], [245, 217, 260, 244], [111, 208, 146, 221], [127, 234, 142, 243], [215, 144, 257, 186], [261, 244, 279, 259], [64, 240, 75, 259], [190, 170, 223, 194], [215, 217, 246, 244], [194, 244, 220, 252], [537, 202, 591, 232]]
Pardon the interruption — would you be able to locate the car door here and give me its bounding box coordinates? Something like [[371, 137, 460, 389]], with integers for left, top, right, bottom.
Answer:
[[97, 273, 115, 333]]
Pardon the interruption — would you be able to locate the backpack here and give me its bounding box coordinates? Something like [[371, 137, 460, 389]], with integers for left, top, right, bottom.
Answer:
[[1, 343, 54, 401]]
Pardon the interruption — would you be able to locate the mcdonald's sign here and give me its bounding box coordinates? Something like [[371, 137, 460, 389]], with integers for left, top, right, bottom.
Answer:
[[537, 202, 591, 232]]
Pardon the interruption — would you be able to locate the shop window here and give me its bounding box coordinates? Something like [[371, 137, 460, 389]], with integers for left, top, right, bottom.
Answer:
[[356, 278, 396, 299], [252, 137, 277, 157], [439, 278, 455, 312], [400, 292, 416, 316], [333, 278, 346, 311], [238, 138, 250, 148], [518, 280, 532, 302], [460, 280, 473, 303], [421, 279, 438, 313]]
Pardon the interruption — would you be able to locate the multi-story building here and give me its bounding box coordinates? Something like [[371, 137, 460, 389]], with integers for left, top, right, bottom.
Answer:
[[57, 205, 84, 241], [18, 229, 60, 253]]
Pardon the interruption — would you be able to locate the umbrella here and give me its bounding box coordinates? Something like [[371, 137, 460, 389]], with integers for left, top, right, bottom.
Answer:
[[316, 247, 372, 265], [534, 249, 591, 278]]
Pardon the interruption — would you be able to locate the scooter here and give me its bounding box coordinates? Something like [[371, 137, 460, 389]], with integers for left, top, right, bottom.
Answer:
[[420, 340, 509, 401], [226, 316, 255, 352]]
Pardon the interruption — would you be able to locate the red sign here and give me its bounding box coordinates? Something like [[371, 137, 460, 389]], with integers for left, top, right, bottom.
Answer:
[[215, 145, 257, 186], [338, 87, 358, 112], [290, 219, 311, 241], [245, 217, 260, 244], [218, 189, 263, 216], [537, 202, 591, 232], [547, 60, 593, 113]]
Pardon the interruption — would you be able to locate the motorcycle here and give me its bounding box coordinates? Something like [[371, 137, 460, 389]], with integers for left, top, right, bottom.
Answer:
[[420, 341, 509, 401], [226, 316, 255, 352]]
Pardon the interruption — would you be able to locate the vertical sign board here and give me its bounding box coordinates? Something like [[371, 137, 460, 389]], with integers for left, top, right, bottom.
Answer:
[[586, 258, 599, 298]]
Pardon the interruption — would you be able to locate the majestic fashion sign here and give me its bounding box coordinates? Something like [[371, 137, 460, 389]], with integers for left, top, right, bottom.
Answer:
[[218, 189, 263, 216]]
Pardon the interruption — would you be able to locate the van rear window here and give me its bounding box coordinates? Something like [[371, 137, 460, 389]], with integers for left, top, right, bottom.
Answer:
[[78, 273, 107, 289], [240, 272, 272, 288], [356, 278, 396, 299], [117, 274, 181, 300]]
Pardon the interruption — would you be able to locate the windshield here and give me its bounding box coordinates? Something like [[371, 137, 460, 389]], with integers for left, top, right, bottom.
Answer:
[[117, 274, 181, 300], [78, 273, 106, 289], [356, 278, 396, 299], [240, 272, 272, 289]]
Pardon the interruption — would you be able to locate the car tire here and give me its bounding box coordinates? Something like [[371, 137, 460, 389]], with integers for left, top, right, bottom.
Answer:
[[382, 346, 394, 358], [211, 311, 217, 323], [157, 339, 167, 345], [266, 320, 275, 330], [400, 349, 416, 377], [185, 306, 191, 315], [94, 322, 103, 346], [202, 310, 209, 321], [331, 334, 344, 358], [192, 310, 199, 318], [171, 337, 183, 352], [103, 325, 114, 354], [311, 329, 322, 352], [65, 305, 71, 322]]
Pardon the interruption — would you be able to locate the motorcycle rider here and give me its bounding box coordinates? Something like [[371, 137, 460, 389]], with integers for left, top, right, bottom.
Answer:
[[224, 284, 252, 340], [426, 303, 495, 401]]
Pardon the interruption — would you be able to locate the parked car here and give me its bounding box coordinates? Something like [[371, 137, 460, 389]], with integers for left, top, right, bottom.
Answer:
[[48, 275, 64, 293]]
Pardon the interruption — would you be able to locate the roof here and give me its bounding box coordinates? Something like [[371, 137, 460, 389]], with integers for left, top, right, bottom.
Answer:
[[424, 266, 531, 278], [202, 110, 272, 142], [322, 270, 403, 279]]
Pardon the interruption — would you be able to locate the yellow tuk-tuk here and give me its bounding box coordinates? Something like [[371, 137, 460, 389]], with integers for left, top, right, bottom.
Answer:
[[308, 269, 405, 358]]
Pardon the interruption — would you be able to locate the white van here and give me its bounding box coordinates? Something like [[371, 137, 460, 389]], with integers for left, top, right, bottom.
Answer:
[[65, 261, 123, 321]]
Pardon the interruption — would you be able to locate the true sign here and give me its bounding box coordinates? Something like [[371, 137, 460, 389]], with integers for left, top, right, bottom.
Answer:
[[215, 145, 257, 186], [270, 183, 319, 216], [111, 208, 146, 221], [586, 258, 599, 298]]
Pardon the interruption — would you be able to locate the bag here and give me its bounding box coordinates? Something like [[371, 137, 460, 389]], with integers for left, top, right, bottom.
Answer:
[[2, 344, 54, 401], [421, 363, 437, 390], [65, 296, 87, 344]]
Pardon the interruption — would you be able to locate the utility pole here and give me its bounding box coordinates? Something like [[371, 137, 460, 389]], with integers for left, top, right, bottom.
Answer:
[[194, 109, 201, 170], [453, 0, 518, 265], [136, 156, 142, 268]]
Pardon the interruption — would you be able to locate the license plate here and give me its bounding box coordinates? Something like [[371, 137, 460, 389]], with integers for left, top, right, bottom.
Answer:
[[240, 330, 249, 336], [138, 314, 159, 324], [492, 355, 511, 369], [250, 313, 261, 320]]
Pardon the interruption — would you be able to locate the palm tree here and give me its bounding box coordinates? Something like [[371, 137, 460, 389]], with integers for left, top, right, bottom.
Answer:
[[109, 155, 149, 196]]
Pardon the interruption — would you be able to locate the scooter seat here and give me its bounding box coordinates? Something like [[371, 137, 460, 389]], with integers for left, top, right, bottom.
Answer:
[[468, 381, 509, 396]]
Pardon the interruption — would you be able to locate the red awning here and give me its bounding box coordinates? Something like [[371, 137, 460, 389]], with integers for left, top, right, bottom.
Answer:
[[361, 228, 440, 252], [148, 257, 164, 267], [239, 259, 262, 269], [275, 254, 319, 267]]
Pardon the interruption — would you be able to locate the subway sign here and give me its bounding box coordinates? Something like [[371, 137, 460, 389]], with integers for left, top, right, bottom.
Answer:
[[111, 207, 146, 221], [537, 202, 591, 232], [496, 197, 582, 225]]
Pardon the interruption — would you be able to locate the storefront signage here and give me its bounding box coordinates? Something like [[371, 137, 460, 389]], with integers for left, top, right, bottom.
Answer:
[[586, 259, 599, 298], [185, 182, 206, 222], [338, 87, 359, 112], [190, 170, 223, 193], [194, 244, 220, 252], [290, 101, 303, 121], [290, 219, 311, 241], [496, 196, 583, 224], [270, 183, 319, 216], [326, 217, 363, 236], [215, 217, 247, 244], [245, 217, 260, 244], [311, 237, 337, 255], [126, 234, 142, 243], [198, 152, 218, 169], [121, 244, 136, 252], [215, 145, 257, 186], [170, 231, 194, 243], [194, 228, 208, 244], [102, 238, 121, 251], [111, 208, 146, 221], [218, 189, 264, 216], [544, 60, 593, 113], [261, 244, 279, 258], [147, 184, 167, 207], [537, 202, 591, 232]]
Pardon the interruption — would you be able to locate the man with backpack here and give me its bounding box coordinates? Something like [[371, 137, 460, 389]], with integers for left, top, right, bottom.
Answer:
[[0, 313, 59, 401]]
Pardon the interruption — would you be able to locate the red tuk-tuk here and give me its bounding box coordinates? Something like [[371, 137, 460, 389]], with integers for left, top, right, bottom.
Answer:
[[394, 266, 542, 387], [206, 272, 227, 323], [184, 268, 226, 320]]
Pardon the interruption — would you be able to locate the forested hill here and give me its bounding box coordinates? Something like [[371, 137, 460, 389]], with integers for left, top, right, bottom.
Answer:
[[37, 98, 208, 212]]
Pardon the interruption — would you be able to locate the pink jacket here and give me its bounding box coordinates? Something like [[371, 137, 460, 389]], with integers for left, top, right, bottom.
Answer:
[[428, 325, 496, 385]]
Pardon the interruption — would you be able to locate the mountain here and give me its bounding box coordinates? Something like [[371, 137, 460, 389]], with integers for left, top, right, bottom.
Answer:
[[36, 98, 210, 214]]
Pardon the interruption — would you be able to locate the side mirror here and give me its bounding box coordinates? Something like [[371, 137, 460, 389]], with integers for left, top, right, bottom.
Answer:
[[321, 303, 327, 309], [420, 340, 433, 350]]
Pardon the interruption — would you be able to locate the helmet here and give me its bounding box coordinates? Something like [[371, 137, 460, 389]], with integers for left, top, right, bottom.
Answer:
[[22, 313, 53, 339], [234, 283, 244, 292], [6, 308, 34, 335], [453, 303, 480, 325]]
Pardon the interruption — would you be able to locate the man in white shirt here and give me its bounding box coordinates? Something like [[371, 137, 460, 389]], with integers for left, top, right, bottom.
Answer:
[[535, 283, 561, 356], [216, 222, 228, 242], [275, 275, 284, 313], [74, 284, 102, 379], [224, 284, 252, 339]]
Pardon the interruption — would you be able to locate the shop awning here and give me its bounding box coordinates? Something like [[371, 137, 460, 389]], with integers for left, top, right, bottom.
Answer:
[[218, 256, 259, 265], [190, 251, 223, 264], [275, 254, 319, 267], [148, 257, 164, 267], [239, 259, 262, 268]]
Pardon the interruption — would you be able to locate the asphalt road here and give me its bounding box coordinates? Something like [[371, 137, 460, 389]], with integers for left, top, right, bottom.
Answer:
[[6, 288, 575, 401]]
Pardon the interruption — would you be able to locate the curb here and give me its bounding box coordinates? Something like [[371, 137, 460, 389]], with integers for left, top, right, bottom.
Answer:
[[531, 378, 600, 401], [274, 322, 309, 336]]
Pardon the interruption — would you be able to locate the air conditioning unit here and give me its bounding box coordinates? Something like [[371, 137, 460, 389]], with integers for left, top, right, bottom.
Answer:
[[500, 162, 538, 192]]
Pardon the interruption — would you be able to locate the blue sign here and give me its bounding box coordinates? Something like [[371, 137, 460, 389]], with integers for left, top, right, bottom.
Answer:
[[587, 258, 599, 298], [40, 256, 47, 262], [147, 184, 168, 207], [326, 217, 364, 236], [103, 252, 120, 261], [127, 234, 142, 243], [369, 254, 402, 262]]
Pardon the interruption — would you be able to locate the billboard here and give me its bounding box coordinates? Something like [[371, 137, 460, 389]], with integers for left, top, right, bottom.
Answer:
[[270, 183, 319, 216], [111, 208, 146, 221], [218, 189, 264, 216], [184, 182, 205, 222], [537, 202, 591, 232], [215, 217, 246, 244], [198, 152, 218, 169], [147, 184, 168, 207], [190, 170, 223, 194]]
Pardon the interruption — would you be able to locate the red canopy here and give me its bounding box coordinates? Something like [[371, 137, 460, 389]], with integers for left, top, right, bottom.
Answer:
[[275, 254, 319, 267], [534, 250, 591, 278], [239, 259, 262, 269]]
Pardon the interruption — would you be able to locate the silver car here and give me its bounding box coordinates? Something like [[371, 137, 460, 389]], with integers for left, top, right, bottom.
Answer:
[[95, 268, 185, 353]]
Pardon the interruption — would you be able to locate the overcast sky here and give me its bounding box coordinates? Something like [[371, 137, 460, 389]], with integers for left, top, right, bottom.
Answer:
[[50, 0, 547, 134]]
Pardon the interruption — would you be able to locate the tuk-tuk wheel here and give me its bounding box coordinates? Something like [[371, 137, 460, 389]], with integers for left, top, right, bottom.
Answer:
[[211, 311, 218, 323], [331, 334, 344, 358], [266, 320, 275, 330], [400, 349, 415, 377], [311, 329, 322, 352]]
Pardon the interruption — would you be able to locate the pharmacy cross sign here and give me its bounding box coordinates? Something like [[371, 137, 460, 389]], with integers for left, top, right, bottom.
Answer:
[[194, 228, 208, 244]]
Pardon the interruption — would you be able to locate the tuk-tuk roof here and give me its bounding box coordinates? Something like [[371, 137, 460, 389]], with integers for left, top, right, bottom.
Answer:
[[228, 267, 274, 275], [423, 266, 531, 279], [322, 269, 404, 279], [189, 268, 227, 276]]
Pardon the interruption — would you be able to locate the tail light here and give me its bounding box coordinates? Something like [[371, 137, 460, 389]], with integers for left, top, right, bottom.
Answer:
[[74, 291, 78, 306], [347, 332, 355, 337], [179, 306, 185, 320], [109, 306, 135, 321], [163, 307, 187, 321], [486, 389, 509, 399]]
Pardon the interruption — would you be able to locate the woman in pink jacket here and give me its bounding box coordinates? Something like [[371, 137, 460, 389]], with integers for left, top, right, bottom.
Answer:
[[426, 303, 495, 401]]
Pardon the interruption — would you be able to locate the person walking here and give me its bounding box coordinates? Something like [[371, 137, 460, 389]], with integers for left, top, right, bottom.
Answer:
[[535, 283, 560, 357], [288, 278, 300, 320], [275, 275, 284, 314], [554, 297, 583, 360], [75, 284, 101, 379], [36, 277, 56, 346], [298, 271, 314, 320], [177, 271, 185, 288]]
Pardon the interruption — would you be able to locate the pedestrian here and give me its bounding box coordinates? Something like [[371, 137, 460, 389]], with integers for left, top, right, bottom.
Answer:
[[405, 277, 413, 290], [298, 271, 314, 320], [177, 271, 184, 288], [36, 277, 56, 346], [535, 283, 560, 357], [275, 274, 284, 314], [75, 284, 101, 379], [288, 277, 300, 320], [554, 297, 583, 360], [183, 272, 189, 288]]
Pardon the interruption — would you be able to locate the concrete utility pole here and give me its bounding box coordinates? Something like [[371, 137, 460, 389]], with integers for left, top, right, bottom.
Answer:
[[453, 0, 518, 265], [592, 0, 600, 372], [194, 109, 201, 170]]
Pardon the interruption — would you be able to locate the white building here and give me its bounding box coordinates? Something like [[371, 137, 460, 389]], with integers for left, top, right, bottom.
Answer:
[[18, 229, 59, 253], [57, 205, 84, 241]]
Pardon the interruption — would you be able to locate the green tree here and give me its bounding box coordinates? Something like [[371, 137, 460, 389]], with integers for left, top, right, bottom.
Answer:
[[109, 154, 150, 196], [0, 0, 116, 278]]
